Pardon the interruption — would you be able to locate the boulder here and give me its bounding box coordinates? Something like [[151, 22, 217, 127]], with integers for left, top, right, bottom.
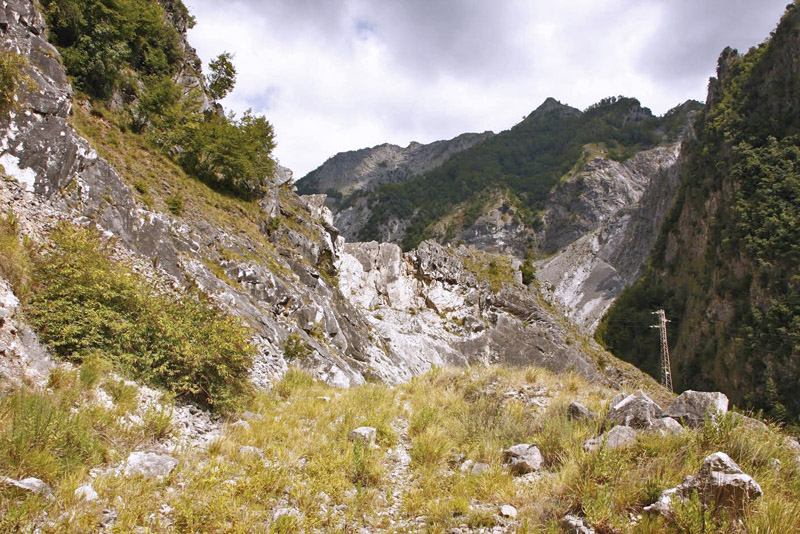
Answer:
[[729, 412, 768, 432], [568, 401, 598, 422], [663, 391, 728, 428], [2, 476, 53, 498], [644, 452, 762, 516], [651, 417, 684, 435], [503, 443, 544, 475], [348, 426, 377, 446], [606, 391, 662, 429], [584, 425, 638, 452], [123, 452, 178, 479]]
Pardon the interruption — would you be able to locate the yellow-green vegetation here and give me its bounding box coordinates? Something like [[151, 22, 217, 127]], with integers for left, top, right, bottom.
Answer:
[[4, 365, 798, 533], [0, 218, 254, 412], [0, 366, 178, 532], [460, 248, 517, 292], [0, 50, 33, 117]]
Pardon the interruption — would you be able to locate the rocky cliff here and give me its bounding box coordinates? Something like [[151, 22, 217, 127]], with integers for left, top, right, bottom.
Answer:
[[598, 2, 800, 424], [0, 0, 631, 395]]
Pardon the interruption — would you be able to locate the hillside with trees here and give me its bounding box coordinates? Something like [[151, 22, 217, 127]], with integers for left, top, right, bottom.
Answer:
[[597, 2, 800, 427]]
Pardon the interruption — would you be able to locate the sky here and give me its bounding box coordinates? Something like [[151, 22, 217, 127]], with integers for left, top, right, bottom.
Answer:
[[183, 0, 789, 179]]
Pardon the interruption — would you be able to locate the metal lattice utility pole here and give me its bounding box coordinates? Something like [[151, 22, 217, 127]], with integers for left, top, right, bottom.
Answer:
[[651, 310, 673, 392]]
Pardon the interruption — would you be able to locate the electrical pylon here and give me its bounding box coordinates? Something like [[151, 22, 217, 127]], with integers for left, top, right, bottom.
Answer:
[[651, 310, 673, 392]]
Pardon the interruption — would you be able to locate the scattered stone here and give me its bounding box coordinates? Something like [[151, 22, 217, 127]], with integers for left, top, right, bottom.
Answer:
[[499, 504, 517, 519], [562, 513, 595, 534], [568, 401, 598, 422], [644, 452, 762, 516], [584, 425, 638, 451], [123, 452, 178, 479], [664, 391, 728, 428], [273, 506, 301, 521], [231, 420, 251, 431], [348, 426, 377, 446], [459, 459, 474, 473], [317, 396, 332, 403], [238, 446, 263, 458], [651, 417, 684, 435], [100, 509, 118, 529], [471, 462, 490, 475], [240, 410, 262, 421], [74, 483, 98, 502], [2, 476, 53, 498], [449, 453, 466, 467], [606, 391, 662, 429], [503, 443, 544, 475]]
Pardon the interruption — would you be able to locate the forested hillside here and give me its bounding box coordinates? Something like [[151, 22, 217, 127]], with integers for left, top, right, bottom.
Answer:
[[350, 96, 698, 251], [598, 2, 800, 426]]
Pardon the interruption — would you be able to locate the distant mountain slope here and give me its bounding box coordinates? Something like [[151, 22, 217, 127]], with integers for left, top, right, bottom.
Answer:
[[296, 132, 493, 205], [336, 96, 697, 252], [597, 1, 800, 425]]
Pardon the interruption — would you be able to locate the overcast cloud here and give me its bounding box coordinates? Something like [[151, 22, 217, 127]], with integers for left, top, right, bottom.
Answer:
[[183, 0, 788, 178]]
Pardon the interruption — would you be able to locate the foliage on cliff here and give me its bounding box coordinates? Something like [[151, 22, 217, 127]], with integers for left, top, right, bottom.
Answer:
[[0, 217, 254, 412], [39, 0, 276, 199], [353, 97, 700, 251], [598, 2, 800, 426]]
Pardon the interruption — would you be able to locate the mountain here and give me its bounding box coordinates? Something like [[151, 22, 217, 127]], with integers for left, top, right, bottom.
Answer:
[[1, 1, 799, 532], [598, 2, 800, 426], [302, 96, 699, 253], [296, 132, 493, 214]]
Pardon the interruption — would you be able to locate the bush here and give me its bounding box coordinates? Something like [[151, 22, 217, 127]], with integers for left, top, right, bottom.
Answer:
[[26, 223, 254, 412], [178, 110, 276, 198], [41, 0, 183, 98]]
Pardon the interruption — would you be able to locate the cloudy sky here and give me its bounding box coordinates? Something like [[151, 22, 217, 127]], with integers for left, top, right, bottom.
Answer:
[[184, 0, 788, 178]]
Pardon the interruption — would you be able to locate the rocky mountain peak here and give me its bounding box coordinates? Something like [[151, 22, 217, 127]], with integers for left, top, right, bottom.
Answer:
[[527, 97, 582, 120]]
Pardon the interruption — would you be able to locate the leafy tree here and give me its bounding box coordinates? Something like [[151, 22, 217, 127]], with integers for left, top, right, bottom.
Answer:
[[206, 52, 236, 100]]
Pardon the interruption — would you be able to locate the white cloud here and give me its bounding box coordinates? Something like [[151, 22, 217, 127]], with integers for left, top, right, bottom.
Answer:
[[184, 0, 788, 178]]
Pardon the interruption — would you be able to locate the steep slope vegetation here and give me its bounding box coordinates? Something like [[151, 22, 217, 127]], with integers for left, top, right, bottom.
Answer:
[[598, 2, 800, 426], [339, 97, 698, 251]]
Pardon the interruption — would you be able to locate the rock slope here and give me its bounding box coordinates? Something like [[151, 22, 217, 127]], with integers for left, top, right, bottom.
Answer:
[[0, 0, 622, 392]]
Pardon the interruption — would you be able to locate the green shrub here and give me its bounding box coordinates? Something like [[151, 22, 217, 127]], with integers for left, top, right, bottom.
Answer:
[[165, 193, 184, 215], [26, 223, 254, 412], [282, 332, 311, 362], [178, 110, 276, 198]]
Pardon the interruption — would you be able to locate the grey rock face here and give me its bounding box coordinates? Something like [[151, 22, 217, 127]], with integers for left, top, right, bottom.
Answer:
[[645, 452, 762, 516], [584, 425, 638, 451], [606, 391, 663, 429], [664, 391, 729, 428], [123, 452, 178, 479], [337, 240, 606, 384], [503, 444, 544, 475], [568, 401, 598, 422], [535, 142, 685, 331]]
